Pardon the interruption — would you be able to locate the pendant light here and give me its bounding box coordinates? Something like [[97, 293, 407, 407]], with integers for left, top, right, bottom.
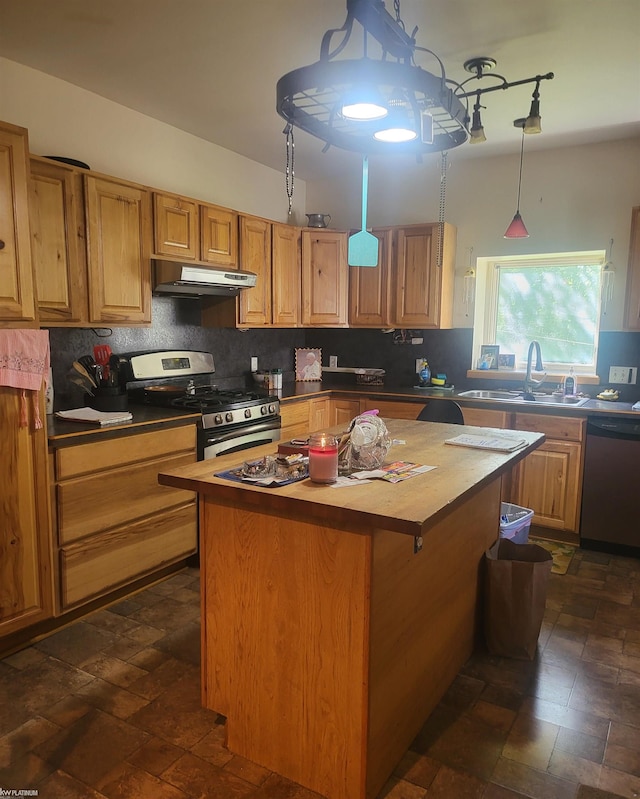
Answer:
[[504, 119, 529, 239]]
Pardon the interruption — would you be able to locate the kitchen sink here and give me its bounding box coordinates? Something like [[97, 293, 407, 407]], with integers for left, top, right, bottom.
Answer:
[[457, 390, 590, 408]]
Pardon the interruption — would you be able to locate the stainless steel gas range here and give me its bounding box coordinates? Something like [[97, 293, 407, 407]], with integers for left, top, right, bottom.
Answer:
[[121, 349, 280, 459]]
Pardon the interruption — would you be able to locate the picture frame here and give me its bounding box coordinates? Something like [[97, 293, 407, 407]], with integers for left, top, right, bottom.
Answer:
[[498, 353, 516, 370], [295, 348, 322, 381], [479, 344, 500, 370]]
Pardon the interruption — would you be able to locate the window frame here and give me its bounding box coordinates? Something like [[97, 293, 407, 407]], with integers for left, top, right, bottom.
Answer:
[[471, 250, 606, 378]]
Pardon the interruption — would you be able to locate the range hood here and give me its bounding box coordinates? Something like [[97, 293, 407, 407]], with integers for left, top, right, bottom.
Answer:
[[152, 260, 257, 297]]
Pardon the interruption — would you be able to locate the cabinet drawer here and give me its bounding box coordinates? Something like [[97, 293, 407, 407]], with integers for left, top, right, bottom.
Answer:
[[55, 425, 196, 479], [513, 413, 585, 442], [57, 451, 196, 544], [362, 399, 420, 420], [60, 502, 197, 609], [462, 408, 510, 429]]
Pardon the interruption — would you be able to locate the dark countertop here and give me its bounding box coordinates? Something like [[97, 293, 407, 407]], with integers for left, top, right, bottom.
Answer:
[[47, 404, 200, 447], [278, 381, 640, 419], [47, 382, 639, 447]]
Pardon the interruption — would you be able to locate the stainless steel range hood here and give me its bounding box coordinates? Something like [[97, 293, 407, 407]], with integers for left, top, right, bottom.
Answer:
[[152, 260, 257, 297]]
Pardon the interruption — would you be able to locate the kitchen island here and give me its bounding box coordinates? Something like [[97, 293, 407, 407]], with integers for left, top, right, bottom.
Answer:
[[158, 418, 544, 799]]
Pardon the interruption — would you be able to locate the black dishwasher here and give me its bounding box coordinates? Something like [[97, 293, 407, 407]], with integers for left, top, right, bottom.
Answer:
[[580, 416, 640, 556]]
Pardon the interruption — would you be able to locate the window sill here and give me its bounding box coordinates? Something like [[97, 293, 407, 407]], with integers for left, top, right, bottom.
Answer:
[[466, 369, 600, 385]]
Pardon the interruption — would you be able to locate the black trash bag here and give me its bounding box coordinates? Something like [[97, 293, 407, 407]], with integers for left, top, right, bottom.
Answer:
[[484, 538, 553, 660]]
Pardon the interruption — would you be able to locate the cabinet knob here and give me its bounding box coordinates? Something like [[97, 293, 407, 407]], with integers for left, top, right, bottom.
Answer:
[[0, 240, 5, 250]]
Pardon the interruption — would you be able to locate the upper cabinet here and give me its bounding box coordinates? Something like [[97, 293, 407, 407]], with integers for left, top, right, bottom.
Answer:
[[623, 206, 640, 330], [153, 190, 238, 268], [85, 175, 152, 325], [349, 222, 456, 329], [30, 157, 88, 325], [202, 218, 301, 329], [394, 223, 455, 328], [0, 121, 37, 326], [238, 215, 272, 326], [302, 229, 349, 327]]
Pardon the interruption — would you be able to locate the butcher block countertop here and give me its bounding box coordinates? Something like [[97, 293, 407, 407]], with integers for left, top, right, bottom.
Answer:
[[157, 418, 545, 799], [158, 418, 544, 538]]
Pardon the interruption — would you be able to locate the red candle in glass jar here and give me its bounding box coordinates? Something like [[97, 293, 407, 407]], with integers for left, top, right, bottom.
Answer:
[[308, 433, 338, 484]]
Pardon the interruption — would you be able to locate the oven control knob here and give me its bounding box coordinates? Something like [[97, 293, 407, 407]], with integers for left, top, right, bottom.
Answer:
[[269, 404, 276, 413], [225, 412, 234, 422], [244, 408, 252, 419], [214, 414, 223, 425], [260, 405, 267, 415]]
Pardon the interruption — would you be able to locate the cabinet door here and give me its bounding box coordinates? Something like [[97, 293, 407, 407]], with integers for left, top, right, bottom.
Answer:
[[0, 387, 54, 637], [272, 223, 301, 327], [153, 192, 198, 259], [511, 440, 583, 532], [348, 229, 392, 327], [200, 204, 238, 267], [332, 398, 361, 427], [238, 216, 272, 327], [623, 206, 640, 330], [308, 397, 331, 431], [302, 230, 348, 327], [0, 122, 36, 324], [84, 176, 152, 325], [392, 223, 454, 329], [30, 159, 88, 325]]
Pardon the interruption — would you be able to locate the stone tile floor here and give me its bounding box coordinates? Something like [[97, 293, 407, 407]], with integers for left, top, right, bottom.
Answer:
[[1, 547, 639, 799]]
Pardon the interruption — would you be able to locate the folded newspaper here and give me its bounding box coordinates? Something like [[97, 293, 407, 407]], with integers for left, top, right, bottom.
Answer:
[[55, 407, 133, 426], [444, 433, 527, 452]]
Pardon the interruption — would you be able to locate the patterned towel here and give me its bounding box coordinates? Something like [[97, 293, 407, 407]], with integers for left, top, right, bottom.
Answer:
[[0, 329, 50, 428]]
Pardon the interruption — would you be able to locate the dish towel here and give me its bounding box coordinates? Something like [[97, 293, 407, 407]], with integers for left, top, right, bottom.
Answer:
[[0, 329, 50, 428]]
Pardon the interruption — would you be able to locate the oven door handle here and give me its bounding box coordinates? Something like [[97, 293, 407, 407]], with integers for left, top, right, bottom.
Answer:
[[202, 425, 280, 460]]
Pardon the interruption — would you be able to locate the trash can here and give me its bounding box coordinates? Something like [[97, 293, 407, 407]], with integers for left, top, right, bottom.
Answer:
[[484, 538, 553, 660], [499, 502, 534, 544]]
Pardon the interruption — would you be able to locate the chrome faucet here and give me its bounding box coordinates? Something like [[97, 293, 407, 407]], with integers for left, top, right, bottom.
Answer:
[[523, 340, 547, 398]]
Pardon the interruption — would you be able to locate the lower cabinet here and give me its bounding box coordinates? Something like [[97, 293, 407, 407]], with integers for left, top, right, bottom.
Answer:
[[332, 398, 362, 427], [511, 413, 585, 534], [52, 424, 198, 611], [361, 398, 421, 420]]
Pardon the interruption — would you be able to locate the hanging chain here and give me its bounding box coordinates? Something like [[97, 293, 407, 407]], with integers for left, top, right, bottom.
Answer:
[[437, 151, 448, 268], [285, 124, 295, 216]]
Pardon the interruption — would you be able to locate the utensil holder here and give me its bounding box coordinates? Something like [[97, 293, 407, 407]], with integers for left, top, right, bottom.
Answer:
[[85, 387, 129, 412]]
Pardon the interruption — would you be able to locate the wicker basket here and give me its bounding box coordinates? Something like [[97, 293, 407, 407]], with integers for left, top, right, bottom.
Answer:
[[355, 369, 385, 386]]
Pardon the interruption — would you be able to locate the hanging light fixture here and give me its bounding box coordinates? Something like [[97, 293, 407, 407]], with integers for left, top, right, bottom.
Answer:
[[276, 0, 554, 156], [524, 80, 542, 134], [504, 119, 529, 239], [469, 92, 486, 144]]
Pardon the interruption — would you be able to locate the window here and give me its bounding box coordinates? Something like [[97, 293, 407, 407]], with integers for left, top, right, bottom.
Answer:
[[472, 251, 606, 375]]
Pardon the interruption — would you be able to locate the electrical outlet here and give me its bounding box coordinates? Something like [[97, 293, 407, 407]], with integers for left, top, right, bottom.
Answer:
[[329, 355, 338, 368], [250, 356, 258, 372], [609, 366, 637, 384], [411, 337, 424, 345]]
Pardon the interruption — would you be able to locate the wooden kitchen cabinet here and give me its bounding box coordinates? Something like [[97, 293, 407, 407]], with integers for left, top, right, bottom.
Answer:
[[238, 215, 272, 326], [85, 175, 152, 325], [349, 229, 392, 327], [271, 222, 301, 327], [0, 387, 54, 638], [462, 407, 510, 429], [152, 191, 238, 268], [280, 399, 312, 441], [0, 121, 37, 326], [348, 223, 456, 329], [361, 398, 421, 420], [302, 230, 348, 327], [332, 397, 362, 427], [29, 157, 89, 325], [623, 206, 640, 330], [52, 424, 198, 610], [393, 223, 455, 329], [511, 413, 585, 535], [308, 397, 331, 432]]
